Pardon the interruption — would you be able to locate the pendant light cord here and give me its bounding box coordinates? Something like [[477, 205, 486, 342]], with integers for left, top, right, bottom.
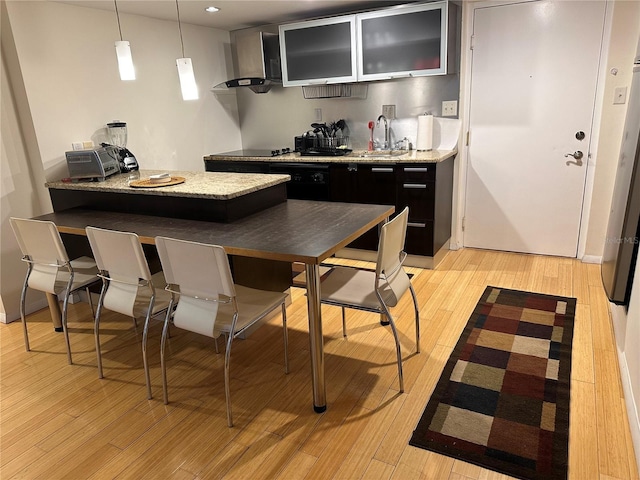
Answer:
[[175, 0, 185, 58], [113, 0, 123, 41]]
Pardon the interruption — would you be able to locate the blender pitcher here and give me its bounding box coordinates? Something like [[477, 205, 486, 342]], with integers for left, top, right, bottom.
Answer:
[[107, 121, 138, 172]]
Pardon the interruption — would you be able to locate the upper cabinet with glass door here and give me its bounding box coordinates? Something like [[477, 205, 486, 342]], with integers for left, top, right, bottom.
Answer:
[[357, 1, 452, 81], [280, 15, 357, 87]]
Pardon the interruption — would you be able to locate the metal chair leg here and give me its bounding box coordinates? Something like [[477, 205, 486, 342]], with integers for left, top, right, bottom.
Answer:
[[224, 330, 234, 427], [160, 302, 174, 405], [19, 276, 30, 352], [341, 307, 347, 338], [409, 284, 420, 353], [142, 296, 155, 400], [380, 302, 404, 393]]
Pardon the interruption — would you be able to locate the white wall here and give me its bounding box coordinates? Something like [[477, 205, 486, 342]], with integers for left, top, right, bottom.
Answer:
[[6, 1, 242, 178], [585, 1, 640, 258], [1, 1, 244, 322], [611, 253, 640, 470]]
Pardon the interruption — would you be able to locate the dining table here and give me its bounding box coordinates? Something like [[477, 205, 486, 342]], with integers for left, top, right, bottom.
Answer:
[[34, 199, 394, 413]]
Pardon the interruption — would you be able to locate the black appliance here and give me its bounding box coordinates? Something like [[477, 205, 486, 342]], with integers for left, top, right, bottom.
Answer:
[[269, 162, 330, 201], [104, 121, 138, 172], [204, 149, 330, 201]]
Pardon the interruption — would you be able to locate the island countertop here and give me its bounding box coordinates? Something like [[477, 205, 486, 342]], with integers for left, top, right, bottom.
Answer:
[[204, 148, 457, 164], [46, 169, 291, 200]]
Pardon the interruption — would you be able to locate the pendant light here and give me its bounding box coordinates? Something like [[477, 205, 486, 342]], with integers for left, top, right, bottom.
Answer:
[[175, 0, 198, 100], [113, 0, 135, 80]]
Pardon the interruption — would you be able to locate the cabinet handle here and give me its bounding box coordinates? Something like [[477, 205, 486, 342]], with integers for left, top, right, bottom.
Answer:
[[403, 183, 427, 189], [407, 222, 426, 228], [372, 167, 394, 173], [403, 167, 429, 172]]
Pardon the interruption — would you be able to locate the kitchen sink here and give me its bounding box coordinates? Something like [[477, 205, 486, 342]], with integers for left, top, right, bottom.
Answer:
[[352, 150, 410, 158]]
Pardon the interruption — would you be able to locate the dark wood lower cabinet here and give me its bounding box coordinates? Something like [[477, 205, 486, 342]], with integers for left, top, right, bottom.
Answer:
[[204, 156, 455, 257], [329, 158, 454, 257]]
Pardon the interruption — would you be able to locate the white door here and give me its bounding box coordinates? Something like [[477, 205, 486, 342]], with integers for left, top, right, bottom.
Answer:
[[464, 0, 606, 257]]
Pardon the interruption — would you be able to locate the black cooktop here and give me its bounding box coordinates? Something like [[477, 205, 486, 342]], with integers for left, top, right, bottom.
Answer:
[[217, 149, 291, 157]]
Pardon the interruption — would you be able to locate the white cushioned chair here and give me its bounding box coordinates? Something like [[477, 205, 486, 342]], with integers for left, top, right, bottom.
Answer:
[[155, 235, 289, 427], [319, 207, 419, 392], [85, 226, 171, 399], [10, 217, 100, 364]]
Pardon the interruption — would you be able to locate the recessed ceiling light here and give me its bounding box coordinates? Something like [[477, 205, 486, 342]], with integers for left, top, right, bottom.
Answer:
[[205, 6, 220, 13]]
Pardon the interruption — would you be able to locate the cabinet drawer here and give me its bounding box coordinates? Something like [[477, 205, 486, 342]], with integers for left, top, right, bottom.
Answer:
[[398, 182, 435, 220], [398, 165, 435, 183], [405, 220, 434, 256]]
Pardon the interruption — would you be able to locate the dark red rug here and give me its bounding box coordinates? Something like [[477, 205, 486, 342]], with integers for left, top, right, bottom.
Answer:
[[410, 286, 576, 480]]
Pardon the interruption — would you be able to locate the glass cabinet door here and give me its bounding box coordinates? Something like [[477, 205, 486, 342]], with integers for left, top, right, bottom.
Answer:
[[357, 2, 448, 81], [280, 15, 357, 86]]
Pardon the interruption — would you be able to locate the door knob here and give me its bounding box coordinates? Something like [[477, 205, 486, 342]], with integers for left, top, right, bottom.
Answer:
[[564, 151, 583, 160]]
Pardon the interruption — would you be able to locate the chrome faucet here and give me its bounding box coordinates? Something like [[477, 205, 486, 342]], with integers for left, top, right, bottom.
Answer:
[[376, 114, 389, 150]]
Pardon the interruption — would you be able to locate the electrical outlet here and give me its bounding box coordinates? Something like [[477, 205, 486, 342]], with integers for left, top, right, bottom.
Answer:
[[72, 142, 83, 151], [382, 104, 396, 119], [442, 100, 457, 116], [314, 108, 322, 121]]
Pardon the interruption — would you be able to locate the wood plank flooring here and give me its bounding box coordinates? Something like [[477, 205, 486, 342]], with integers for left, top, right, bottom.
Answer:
[[1, 248, 638, 479]]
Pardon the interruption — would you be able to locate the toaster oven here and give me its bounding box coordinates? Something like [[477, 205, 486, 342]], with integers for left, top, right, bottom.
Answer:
[[65, 145, 120, 181]]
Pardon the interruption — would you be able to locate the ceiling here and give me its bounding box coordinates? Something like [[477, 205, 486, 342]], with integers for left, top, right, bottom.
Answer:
[[56, 0, 416, 31]]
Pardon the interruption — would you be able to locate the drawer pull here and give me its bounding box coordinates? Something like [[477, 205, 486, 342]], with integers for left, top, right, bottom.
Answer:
[[407, 222, 426, 228], [403, 167, 429, 172], [372, 167, 394, 173], [403, 183, 427, 189]]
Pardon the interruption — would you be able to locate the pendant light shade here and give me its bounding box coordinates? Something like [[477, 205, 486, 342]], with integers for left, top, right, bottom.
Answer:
[[115, 40, 135, 81], [113, 0, 135, 80], [175, 0, 198, 100], [177, 58, 198, 100]]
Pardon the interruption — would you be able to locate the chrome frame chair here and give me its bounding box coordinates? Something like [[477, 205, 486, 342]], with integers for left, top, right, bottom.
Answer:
[[85, 226, 171, 399], [10, 217, 100, 364], [155, 235, 289, 427], [319, 207, 419, 392]]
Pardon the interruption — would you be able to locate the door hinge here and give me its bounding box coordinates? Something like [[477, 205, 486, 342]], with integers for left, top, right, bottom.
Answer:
[[470, 35, 474, 50], [462, 217, 466, 231], [466, 131, 470, 146]]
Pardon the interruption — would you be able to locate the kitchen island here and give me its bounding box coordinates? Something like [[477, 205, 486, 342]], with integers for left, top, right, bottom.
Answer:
[[46, 169, 290, 223], [45, 169, 293, 295]]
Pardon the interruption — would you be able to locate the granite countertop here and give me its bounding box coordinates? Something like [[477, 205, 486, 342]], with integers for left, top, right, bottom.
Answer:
[[204, 148, 457, 164], [45, 169, 291, 200]]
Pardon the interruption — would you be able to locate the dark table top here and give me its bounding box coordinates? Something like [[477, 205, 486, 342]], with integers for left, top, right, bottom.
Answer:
[[35, 200, 393, 265]]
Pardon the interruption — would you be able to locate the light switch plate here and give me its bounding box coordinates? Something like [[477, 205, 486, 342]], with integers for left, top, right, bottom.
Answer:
[[314, 108, 322, 121], [614, 86, 627, 105], [442, 100, 458, 116]]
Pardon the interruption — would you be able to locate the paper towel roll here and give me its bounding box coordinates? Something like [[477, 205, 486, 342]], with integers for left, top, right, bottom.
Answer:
[[416, 114, 433, 151]]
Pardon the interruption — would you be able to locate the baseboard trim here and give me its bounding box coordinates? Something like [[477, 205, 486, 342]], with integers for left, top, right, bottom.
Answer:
[[581, 255, 602, 264], [617, 347, 640, 471], [2, 298, 48, 324]]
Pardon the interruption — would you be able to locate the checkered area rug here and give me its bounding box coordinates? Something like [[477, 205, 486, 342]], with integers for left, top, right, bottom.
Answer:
[[410, 286, 576, 480]]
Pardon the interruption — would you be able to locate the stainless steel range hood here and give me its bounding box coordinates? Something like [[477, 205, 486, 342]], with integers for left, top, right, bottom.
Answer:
[[215, 32, 281, 94]]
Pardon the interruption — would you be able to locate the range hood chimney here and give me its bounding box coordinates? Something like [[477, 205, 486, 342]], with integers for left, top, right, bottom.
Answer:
[[215, 32, 281, 94]]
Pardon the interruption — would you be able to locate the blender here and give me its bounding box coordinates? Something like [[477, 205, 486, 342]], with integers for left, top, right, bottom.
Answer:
[[106, 121, 138, 172]]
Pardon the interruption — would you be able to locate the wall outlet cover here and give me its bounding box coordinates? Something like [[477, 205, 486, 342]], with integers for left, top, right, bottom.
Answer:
[[382, 104, 396, 119], [442, 100, 457, 117]]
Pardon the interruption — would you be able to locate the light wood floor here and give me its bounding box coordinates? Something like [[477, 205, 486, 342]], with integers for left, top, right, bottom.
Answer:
[[1, 248, 638, 480]]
